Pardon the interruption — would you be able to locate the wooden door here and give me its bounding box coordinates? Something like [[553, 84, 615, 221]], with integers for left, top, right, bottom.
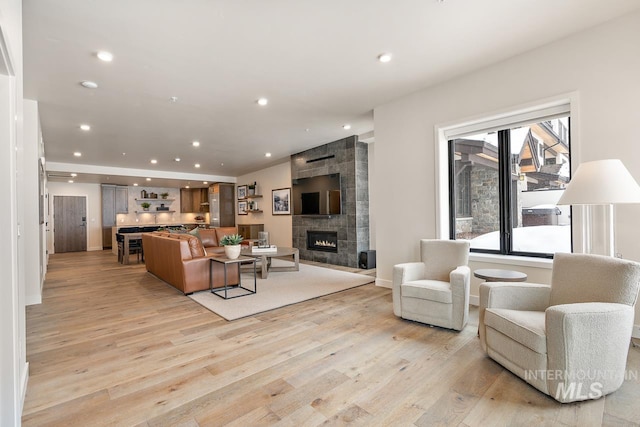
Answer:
[[54, 196, 87, 253]]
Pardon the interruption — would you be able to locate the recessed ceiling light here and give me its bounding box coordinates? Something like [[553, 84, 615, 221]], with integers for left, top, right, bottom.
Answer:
[[122, 152, 126, 156], [203, 181, 208, 184], [378, 53, 392, 63], [80, 124, 91, 131], [185, 185, 190, 189], [146, 178, 151, 181], [73, 152, 82, 157], [80, 80, 98, 89], [343, 124, 351, 130], [68, 180, 74, 183], [150, 159, 158, 164], [265, 152, 272, 158], [170, 96, 178, 103], [194, 163, 201, 168], [174, 157, 181, 162], [96, 51, 113, 62], [192, 141, 200, 147], [305, 128, 310, 132], [70, 173, 77, 177], [220, 162, 224, 166], [133, 183, 138, 186], [257, 97, 268, 106]]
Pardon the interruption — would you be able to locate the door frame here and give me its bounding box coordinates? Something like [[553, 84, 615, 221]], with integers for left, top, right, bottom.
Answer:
[[49, 193, 90, 254]]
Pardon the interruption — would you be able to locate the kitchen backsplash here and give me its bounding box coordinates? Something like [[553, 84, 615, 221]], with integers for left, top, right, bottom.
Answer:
[[115, 186, 210, 225]]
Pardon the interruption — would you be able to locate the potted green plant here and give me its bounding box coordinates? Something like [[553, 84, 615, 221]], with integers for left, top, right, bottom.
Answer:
[[141, 202, 151, 211], [219, 233, 244, 259], [160, 192, 169, 199]]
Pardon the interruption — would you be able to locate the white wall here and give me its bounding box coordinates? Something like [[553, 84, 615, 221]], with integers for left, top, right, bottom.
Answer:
[[47, 182, 103, 252], [373, 12, 640, 323], [236, 161, 293, 247], [0, 0, 26, 423], [24, 100, 44, 305]]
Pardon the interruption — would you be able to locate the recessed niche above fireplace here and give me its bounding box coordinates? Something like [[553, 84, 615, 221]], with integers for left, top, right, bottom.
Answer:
[[307, 231, 338, 253]]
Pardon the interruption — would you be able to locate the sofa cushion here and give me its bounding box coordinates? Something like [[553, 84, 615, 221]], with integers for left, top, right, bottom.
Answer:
[[401, 280, 452, 304], [484, 308, 547, 354], [161, 233, 205, 258], [207, 246, 225, 255], [198, 229, 218, 247], [216, 227, 239, 243]]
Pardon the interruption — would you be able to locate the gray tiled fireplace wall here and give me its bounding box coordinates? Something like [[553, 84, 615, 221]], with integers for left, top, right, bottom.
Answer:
[[291, 136, 369, 268]]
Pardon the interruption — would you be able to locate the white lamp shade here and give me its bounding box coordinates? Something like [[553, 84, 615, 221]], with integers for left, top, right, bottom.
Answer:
[[557, 159, 640, 205]]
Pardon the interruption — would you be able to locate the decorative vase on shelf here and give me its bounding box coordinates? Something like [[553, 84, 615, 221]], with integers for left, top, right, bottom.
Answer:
[[224, 244, 241, 259]]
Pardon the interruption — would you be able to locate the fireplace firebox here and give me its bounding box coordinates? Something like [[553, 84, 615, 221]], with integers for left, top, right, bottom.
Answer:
[[307, 231, 338, 253]]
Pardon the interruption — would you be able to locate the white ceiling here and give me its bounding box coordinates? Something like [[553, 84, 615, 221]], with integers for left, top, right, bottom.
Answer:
[[23, 0, 640, 188]]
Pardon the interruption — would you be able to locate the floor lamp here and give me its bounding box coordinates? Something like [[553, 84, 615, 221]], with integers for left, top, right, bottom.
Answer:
[[557, 159, 640, 256]]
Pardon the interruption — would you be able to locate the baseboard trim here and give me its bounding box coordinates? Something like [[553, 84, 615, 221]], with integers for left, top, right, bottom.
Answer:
[[25, 294, 42, 306], [88, 246, 103, 252], [21, 362, 29, 414], [376, 278, 391, 288]]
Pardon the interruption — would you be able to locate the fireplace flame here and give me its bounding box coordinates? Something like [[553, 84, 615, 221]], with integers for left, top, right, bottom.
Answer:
[[314, 240, 337, 248]]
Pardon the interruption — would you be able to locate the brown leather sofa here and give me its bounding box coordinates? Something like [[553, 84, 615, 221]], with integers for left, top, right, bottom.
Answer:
[[196, 227, 239, 255], [141, 229, 240, 294]]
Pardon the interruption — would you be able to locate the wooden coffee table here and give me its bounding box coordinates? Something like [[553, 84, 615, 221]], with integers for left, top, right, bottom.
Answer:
[[240, 247, 299, 279]]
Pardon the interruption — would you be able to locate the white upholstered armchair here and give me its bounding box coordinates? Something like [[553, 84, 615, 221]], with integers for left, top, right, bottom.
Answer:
[[479, 253, 640, 403], [393, 239, 471, 331]]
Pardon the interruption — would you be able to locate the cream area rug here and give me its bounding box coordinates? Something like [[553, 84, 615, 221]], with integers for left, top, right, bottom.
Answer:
[[188, 261, 374, 321]]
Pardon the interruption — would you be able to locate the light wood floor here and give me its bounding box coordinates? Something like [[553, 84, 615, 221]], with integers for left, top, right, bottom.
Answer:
[[23, 250, 640, 426]]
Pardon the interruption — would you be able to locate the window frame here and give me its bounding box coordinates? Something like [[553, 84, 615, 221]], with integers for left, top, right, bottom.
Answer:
[[438, 97, 576, 259]]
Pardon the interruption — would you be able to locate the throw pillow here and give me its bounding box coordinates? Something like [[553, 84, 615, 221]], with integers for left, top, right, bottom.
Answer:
[[188, 227, 201, 239], [188, 227, 205, 248]]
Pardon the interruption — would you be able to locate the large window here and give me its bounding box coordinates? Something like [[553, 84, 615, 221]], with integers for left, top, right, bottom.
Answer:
[[448, 116, 571, 257]]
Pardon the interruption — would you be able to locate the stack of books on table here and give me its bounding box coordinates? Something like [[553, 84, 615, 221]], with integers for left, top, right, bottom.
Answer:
[[251, 245, 278, 253]]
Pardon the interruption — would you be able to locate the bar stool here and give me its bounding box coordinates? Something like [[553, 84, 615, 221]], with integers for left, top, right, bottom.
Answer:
[[117, 228, 143, 264]]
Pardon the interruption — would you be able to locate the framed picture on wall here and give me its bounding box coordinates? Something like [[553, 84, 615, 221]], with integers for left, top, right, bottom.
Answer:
[[237, 185, 247, 200], [238, 200, 248, 215], [272, 187, 291, 215]]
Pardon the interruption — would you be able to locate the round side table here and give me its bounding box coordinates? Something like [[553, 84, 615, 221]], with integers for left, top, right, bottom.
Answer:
[[473, 268, 527, 282]]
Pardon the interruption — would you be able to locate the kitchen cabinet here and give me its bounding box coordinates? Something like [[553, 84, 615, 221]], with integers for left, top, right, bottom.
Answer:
[[180, 188, 209, 213], [102, 184, 129, 248], [237, 223, 264, 240], [115, 186, 128, 213]]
